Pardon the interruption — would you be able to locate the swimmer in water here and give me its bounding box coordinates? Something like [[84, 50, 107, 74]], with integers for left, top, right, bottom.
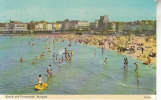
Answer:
[[68, 53, 70, 58], [61, 56, 64, 62], [104, 58, 107, 64], [41, 52, 45, 58], [48, 48, 51, 52], [65, 48, 68, 58], [56, 54, 58, 60], [20, 57, 23, 63], [53, 53, 55, 57], [59, 59, 61, 64], [36, 56, 38, 60], [71, 49, 74, 55], [48, 69, 53, 77], [125, 57, 128, 67], [69, 56, 71, 60], [32, 61, 36, 64], [124, 57, 128, 68]]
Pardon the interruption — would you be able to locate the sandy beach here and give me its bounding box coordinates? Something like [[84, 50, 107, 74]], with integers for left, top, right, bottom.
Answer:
[[41, 34, 156, 66]]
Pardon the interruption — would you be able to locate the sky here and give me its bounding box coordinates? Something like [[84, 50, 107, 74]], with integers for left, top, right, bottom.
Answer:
[[0, 0, 156, 22]]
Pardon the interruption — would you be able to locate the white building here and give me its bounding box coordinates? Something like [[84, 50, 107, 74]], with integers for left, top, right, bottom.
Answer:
[[77, 21, 90, 28], [9, 21, 27, 33], [0, 23, 6, 31], [35, 23, 53, 31], [53, 23, 63, 31], [35, 23, 44, 31], [46, 24, 52, 31], [95, 20, 99, 29]]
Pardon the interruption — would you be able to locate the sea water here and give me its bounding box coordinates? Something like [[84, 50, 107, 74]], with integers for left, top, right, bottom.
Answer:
[[0, 35, 156, 94]]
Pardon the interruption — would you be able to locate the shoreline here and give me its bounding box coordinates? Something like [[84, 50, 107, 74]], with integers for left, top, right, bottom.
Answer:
[[1, 33, 156, 66], [49, 34, 156, 66]]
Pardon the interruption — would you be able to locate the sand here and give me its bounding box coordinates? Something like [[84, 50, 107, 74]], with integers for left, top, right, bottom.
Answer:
[[40, 34, 156, 66]]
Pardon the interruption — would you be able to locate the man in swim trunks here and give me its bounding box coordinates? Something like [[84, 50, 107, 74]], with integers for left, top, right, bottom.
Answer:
[[134, 63, 139, 72], [125, 57, 128, 67], [47, 65, 51, 75], [38, 74, 42, 85], [41, 52, 45, 58], [65, 48, 68, 58]]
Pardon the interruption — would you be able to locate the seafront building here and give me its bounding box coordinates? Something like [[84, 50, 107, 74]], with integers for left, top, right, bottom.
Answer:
[[28, 21, 53, 33], [62, 19, 70, 30], [0, 23, 9, 33], [0, 21, 29, 33], [92, 15, 109, 30], [35, 23, 44, 31], [0, 16, 156, 34], [69, 20, 79, 29], [34, 21, 52, 31], [9, 21, 29, 33], [123, 20, 156, 34], [95, 20, 99, 29], [53, 23, 63, 31], [61, 19, 78, 31], [27, 21, 35, 32], [77, 21, 90, 29], [98, 15, 109, 30], [53, 19, 89, 31]]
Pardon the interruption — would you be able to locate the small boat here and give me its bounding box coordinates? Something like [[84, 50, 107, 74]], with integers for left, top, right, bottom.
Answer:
[[35, 83, 48, 90]]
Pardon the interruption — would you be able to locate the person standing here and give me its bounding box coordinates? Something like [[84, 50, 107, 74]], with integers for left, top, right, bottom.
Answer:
[[124, 58, 126, 68], [104, 58, 108, 64], [134, 63, 139, 72], [65, 48, 68, 58], [125, 57, 128, 67], [142, 47, 144, 54], [48, 69, 53, 77], [147, 57, 151, 64], [124, 57, 128, 68], [47, 65, 51, 75], [61, 56, 64, 62], [109, 42, 111, 49]]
